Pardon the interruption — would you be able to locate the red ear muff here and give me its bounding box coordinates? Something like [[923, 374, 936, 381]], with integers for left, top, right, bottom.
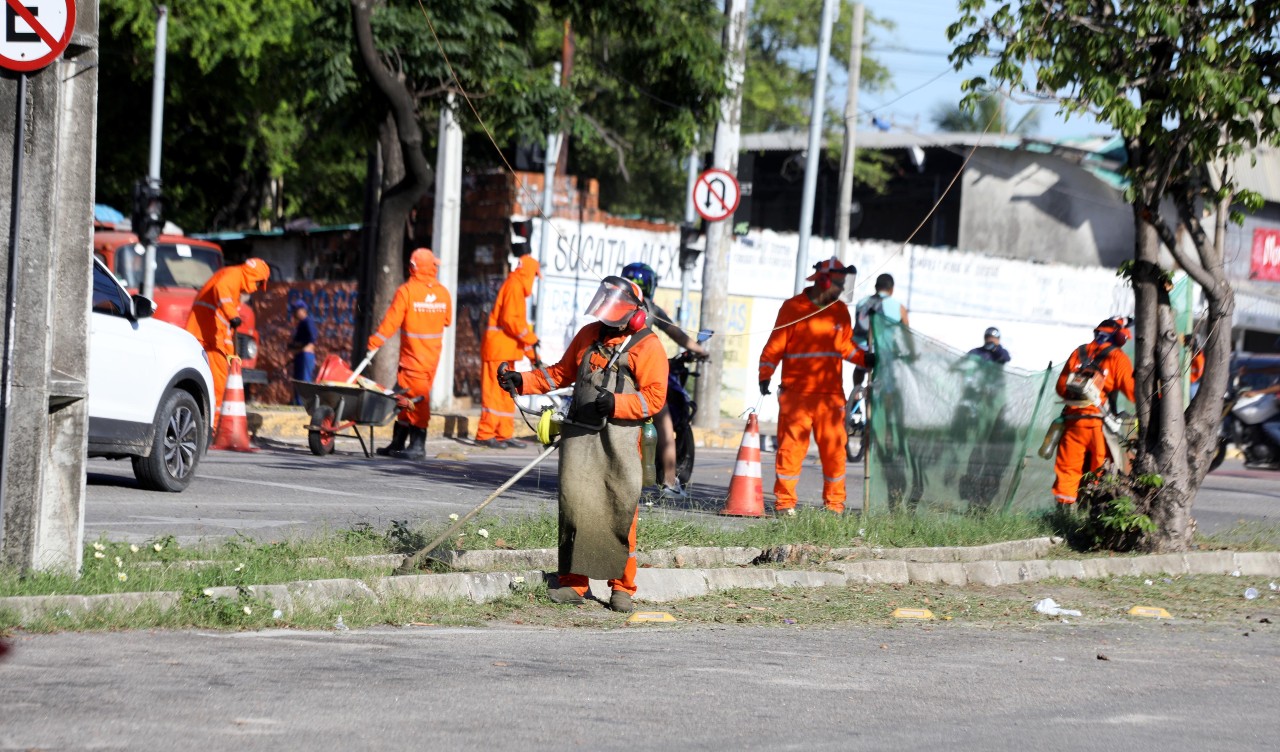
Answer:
[[626, 308, 647, 333]]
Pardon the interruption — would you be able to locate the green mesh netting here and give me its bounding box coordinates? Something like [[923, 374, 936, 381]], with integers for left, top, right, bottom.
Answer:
[[865, 315, 1059, 514]]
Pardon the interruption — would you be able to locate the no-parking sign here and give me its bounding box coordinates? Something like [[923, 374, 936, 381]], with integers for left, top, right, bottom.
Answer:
[[0, 0, 76, 72]]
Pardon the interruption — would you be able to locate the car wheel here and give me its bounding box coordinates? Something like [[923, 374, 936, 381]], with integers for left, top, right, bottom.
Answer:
[[308, 405, 337, 456], [132, 389, 205, 492]]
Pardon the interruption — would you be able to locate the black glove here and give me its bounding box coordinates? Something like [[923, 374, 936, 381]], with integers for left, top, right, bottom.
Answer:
[[497, 363, 522, 394], [576, 387, 615, 426], [863, 351, 878, 369], [759, 379, 772, 396], [229, 316, 242, 329]]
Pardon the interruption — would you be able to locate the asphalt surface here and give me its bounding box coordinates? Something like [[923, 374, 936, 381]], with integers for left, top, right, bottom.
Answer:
[[85, 437, 1279, 545], [2, 621, 1276, 751]]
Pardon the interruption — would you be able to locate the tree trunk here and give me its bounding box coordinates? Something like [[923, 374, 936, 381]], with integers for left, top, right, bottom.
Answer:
[[368, 113, 406, 388], [351, 0, 434, 389]]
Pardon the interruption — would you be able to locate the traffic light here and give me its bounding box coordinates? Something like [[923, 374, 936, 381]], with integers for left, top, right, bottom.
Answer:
[[510, 215, 533, 254], [679, 223, 704, 272], [131, 178, 164, 246]]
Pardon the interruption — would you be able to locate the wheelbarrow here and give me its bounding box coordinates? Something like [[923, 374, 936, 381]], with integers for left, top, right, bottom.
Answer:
[[292, 355, 404, 457]]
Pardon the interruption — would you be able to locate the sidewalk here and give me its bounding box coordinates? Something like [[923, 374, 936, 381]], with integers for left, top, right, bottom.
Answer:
[[248, 403, 765, 449]]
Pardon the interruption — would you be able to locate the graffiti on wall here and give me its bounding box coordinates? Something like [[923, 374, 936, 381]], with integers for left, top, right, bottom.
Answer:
[[254, 282, 360, 405]]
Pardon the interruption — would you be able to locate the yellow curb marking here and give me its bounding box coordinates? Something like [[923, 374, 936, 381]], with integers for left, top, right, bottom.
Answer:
[[892, 608, 935, 620], [1128, 606, 1172, 619], [628, 611, 676, 623]]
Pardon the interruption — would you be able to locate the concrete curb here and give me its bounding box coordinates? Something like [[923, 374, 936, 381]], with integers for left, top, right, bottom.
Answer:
[[3, 549, 1277, 625]]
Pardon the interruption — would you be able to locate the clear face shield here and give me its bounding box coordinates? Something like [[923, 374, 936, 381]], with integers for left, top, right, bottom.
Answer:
[[584, 276, 642, 328], [835, 273, 856, 304]]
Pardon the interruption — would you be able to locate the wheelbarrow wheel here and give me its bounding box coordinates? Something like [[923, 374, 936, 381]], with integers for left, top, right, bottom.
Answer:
[[308, 405, 337, 456]]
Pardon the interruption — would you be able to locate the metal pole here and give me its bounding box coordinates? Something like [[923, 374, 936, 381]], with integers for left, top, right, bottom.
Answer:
[[836, 2, 865, 264], [679, 143, 698, 327], [794, 0, 839, 294], [141, 6, 168, 299], [0, 74, 28, 523]]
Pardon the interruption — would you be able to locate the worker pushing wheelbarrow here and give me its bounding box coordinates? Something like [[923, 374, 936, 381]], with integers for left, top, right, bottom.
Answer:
[[293, 353, 417, 458]]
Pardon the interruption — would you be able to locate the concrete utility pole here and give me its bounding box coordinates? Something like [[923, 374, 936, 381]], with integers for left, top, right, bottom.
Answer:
[[535, 62, 563, 310], [794, 0, 839, 293], [430, 95, 462, 412], [140, 5, 167, 300], [0, 4, 99, 572], [836, 1, 864, 265], [695, 0, 749, 429]]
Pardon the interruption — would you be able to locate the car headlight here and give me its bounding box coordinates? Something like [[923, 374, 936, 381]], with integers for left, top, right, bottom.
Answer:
[[235, 333, 258, 361]]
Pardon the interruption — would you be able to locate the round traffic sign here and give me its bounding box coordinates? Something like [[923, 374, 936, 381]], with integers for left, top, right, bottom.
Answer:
[[693, 168, 740, 222], [0, 0, 76, 73]]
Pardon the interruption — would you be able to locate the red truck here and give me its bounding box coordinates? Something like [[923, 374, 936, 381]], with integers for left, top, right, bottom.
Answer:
[[93, 222, 266, 383]]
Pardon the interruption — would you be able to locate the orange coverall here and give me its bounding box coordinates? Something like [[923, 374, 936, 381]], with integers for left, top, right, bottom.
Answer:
[[476, 256, 541, 442], [520, 322, 668, 597], [759, 292, 871, 514], [368, 249, 453, 429], [1190, 350, 1205, 384], [1052, 343, 1135, 504], [185, 258, 270, 414]]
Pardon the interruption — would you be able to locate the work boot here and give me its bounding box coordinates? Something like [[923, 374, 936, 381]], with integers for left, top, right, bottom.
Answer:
[[502, 438, 528, 449], [547, 586, 585, 605], [824, 504, 845, 515], [474, 438, 506, 449], [608, 590, 634, 613], [391, 427, 426, 460], [376, 422, 410, 456]]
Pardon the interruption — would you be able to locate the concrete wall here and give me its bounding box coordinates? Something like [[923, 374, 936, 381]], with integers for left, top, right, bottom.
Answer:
[[958, 149, 1133, 268], [0, 5, 99, 571]]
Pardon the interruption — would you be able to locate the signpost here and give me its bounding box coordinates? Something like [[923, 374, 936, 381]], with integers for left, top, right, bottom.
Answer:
[[693, 168, 740, 223]]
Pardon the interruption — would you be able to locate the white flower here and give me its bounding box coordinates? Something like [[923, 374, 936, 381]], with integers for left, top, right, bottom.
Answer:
[[477, 529, 489, 539], [92, 542, 105, 551], [153, 543, 164, 552], [93, 551, 105, 559], [513, 576, 525, 584], [243, 606, 253, 616], [114, 557, 123, 568], [234, 563, 244, 572], [449, 513, 459, 521], [117, 572, 128, 582], [130, 544, 140, 553], [857, 528, 866, 537], [202, 588, 214, 596]]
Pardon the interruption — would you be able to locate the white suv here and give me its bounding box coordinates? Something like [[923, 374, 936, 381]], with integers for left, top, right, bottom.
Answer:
[[88, 258, 215, 492]]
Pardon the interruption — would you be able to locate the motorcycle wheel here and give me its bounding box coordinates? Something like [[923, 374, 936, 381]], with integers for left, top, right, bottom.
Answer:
[[675, 422, 695, 486], [846, 411, 866, 463], [1208, 440, 1227, 473]]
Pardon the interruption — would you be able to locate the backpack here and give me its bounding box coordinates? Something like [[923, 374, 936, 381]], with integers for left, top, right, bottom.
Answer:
[[1063, 344, 1116, 404]]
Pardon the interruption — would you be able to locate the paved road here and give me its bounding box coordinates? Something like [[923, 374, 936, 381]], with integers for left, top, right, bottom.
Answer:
[[2, 621, 1275, 751], [85, 437, 1278, 544]]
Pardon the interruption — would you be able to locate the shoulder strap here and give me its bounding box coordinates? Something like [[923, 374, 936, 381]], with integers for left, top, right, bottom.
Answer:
[[1077, 344, 1116, 372]]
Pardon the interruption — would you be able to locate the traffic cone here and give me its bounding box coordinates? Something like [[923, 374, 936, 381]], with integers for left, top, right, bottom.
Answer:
[[212, 357, 257, 453], [720, 413, 765, 517]]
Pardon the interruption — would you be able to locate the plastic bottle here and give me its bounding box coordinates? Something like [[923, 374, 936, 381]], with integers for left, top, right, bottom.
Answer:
[[1244, 587, 1259, 600], [641, 420, 658, 487], [1038, 417, 1066, 460]]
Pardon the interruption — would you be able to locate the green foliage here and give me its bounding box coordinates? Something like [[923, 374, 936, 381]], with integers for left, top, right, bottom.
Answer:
[[949, 1, 1280, 207], [931, 91, 1041, 135]]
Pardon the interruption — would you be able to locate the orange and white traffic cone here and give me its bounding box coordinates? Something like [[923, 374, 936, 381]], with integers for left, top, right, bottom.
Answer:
[[720, 412, 765, 517], [212, 357, 257, 453]]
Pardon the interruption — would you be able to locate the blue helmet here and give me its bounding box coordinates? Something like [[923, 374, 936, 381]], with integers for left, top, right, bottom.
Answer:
[[620, 262, 657, 301]]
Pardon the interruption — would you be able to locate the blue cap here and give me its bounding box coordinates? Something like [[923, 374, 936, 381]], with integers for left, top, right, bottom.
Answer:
[[289, 299, 307, 311]]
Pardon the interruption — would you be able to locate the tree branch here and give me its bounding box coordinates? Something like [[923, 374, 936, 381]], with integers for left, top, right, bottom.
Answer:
[[582, 112, 632, 182]]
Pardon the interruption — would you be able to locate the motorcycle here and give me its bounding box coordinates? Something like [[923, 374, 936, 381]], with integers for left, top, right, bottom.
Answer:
[[666, 330, 713, 486], [1211, 385, 1280, 471]]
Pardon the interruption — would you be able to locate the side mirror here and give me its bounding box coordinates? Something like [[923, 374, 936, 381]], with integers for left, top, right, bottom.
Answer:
[[130, 294, 156, 320]]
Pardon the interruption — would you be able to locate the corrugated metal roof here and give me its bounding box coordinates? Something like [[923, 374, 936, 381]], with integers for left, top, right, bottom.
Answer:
[[740, 130, 1021, 152]]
